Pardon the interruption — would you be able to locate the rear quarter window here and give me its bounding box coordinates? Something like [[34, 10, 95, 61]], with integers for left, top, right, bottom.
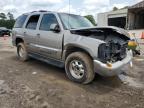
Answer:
[[14, 15, 28, 28]]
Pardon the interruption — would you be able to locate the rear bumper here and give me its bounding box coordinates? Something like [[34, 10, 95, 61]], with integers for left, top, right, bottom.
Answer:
[[93, 50, 133, 76]]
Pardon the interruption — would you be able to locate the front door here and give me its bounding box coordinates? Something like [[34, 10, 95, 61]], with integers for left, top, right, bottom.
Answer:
[[37, 13, 63, 60]]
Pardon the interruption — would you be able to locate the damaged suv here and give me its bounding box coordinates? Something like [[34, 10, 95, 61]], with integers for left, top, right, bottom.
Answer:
[[12, 11, 133, 84]]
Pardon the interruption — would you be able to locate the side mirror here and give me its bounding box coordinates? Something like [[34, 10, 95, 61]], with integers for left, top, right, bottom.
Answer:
[[50, 24, 60, 33]]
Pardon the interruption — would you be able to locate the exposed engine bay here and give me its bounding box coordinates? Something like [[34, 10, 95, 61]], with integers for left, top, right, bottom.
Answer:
[[70, 27, 130, 63], [98, 41, 127, 63]]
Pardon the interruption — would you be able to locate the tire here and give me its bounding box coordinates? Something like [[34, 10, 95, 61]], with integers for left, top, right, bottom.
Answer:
[[65, 52, 95, 84], [17, 43, 29, 61]]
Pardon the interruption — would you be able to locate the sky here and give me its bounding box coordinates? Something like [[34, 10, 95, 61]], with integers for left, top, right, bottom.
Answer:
[[0, 0, 143, 19]]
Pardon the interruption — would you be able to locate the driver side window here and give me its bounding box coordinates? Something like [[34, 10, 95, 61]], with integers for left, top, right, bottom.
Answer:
[[39, 14, 58, 31]]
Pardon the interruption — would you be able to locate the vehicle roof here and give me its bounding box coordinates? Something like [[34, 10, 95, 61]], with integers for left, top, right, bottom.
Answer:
[[21, 10, 79, 16]]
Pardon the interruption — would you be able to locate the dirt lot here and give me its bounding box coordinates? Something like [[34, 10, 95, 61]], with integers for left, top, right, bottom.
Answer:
[[0, 37, 144, 108]]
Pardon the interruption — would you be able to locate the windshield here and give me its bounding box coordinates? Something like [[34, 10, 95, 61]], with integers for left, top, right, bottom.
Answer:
[[59, 13, 94, 29]]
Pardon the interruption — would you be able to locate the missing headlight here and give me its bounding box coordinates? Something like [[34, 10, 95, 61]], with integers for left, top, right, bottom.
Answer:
[[98, 41, 127, 63]]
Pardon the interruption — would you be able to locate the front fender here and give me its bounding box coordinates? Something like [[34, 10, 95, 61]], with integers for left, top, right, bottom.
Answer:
[[63, 43, 93, 58], [63, 36, 105, 60]]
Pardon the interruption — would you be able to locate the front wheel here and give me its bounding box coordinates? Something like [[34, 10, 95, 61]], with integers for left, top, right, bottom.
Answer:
[[17, 43, 29, 61], [65, 52, 95, 84]]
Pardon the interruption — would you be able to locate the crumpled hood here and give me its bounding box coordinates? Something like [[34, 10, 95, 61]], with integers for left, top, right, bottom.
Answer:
[[70, 26, 130, 40]]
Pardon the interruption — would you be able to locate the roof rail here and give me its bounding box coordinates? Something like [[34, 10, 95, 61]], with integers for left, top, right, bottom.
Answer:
[[31, 11, 37, 13], [39, 10, 49, 12], [30, 10, 50, 13]]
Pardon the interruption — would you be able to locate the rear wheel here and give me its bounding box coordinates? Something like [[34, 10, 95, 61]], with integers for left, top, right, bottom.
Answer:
[[17, 43, 29, 61], [65, 52, 95, 84]]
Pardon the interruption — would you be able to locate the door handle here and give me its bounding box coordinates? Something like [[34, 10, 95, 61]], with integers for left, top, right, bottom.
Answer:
[[24, 32, 26, 35], [37, 33, 40, 38]]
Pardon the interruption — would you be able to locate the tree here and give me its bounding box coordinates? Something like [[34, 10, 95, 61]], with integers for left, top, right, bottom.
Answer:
[[0, 12, 15, 29], [7, 12, 14, 20], [0, 20, 15, 29], [0, 13, 7, 20], [113, 7, 118, 11], [84, 15, 96, 26]]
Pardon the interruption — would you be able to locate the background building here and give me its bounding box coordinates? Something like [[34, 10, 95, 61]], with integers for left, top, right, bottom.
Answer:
[[97, 1, 144, 54]]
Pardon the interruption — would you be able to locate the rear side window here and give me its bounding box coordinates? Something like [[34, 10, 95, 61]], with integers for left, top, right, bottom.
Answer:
[[26, 15, 40, 30], [39, 14, 58, 31], [14, 15, 27, 28]]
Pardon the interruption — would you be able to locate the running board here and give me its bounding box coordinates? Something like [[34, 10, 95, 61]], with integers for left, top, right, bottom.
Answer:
[[28, 53, 64, 68]]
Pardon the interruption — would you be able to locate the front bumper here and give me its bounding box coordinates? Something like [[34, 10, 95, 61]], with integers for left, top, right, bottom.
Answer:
[[93, 50, 133, 76]]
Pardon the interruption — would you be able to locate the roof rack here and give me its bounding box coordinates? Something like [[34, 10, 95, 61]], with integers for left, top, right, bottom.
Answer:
[[39, 10, 49, 12], [30, 10, 50, 13]]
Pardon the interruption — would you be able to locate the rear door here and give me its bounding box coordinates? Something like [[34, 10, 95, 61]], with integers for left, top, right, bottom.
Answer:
[[24, 14, 41, 53], [37, 13, 64, 60], [12, 15, 28, 46]]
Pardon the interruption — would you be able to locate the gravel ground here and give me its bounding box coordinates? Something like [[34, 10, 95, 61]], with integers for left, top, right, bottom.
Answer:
[[0, 38, 144, 108]]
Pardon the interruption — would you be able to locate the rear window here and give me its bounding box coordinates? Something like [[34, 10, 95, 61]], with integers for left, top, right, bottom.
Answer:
[[14, 15, 28, 28], [26, 15, 40, 30]]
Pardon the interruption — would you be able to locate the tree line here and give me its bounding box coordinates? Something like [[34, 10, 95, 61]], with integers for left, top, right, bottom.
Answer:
[[0, 12, 15, 29]]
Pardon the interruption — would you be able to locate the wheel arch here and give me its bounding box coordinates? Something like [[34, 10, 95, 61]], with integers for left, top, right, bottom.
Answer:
[[15, 37, 24, 46], [63, 44, 94, 61]]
